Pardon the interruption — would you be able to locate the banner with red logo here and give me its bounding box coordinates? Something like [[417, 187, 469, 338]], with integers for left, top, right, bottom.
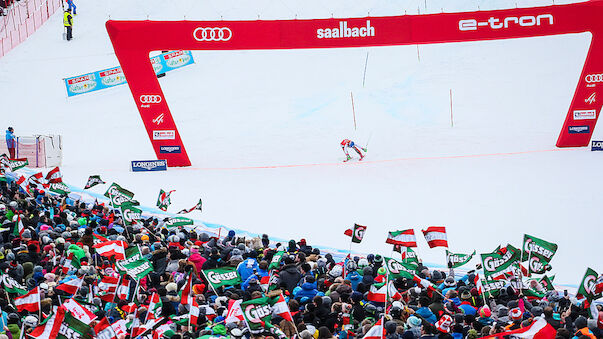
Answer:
[[106, 1, 603, 166]]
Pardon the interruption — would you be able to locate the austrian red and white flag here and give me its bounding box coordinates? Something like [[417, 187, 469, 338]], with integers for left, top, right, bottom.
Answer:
[[225, 299, 245, 324], [93, 233, 109, 244], [15, 287, 40, 312], [422, 226, 448, 248], [413, 274, 437, 293], [367, 281, 401, 303], [94, 317, 117, 339], [93, 240, 127, 260], [474, 272, 484, 295], [272, 294, 293, 321], [29, 306, 64, 339], [116, 276, 131, 300], [386, 229, 417, 247], [363, 317, 384, 339], [45, 167, 63, 183], [483, 317, 556, 338], [180, 272, 193, 305], [55, 276, 84, 295], [98, 276, 119, 302], [190, 298, 200, 325]]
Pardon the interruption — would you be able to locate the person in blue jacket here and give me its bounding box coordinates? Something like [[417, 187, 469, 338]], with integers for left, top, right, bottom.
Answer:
[[416, 296, 437, 324], [236, 250, 259, 282], [294, 275, 321, 303], [5, 127, 15, 159], [66, 0, 76, 14], [241, 261, 269, 290]]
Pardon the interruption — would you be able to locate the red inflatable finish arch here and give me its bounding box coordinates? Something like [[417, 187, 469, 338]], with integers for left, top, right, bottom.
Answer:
[[106, 1, 603, 167]]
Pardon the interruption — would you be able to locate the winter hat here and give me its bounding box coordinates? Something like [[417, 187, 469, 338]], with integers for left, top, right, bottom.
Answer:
[[22, 230, 32, 239], [328, 265, 343, 278], [461, 290, 471, 300], [497, 306, 509, 317], [531, 306, 543, 317], [575, 316, 587, 329], [166, 283, 178, 293], [510, 307, 522, 321], [431, 270, 443, 282], [479, 306, 491, 318], [377, 267, 386, 276], [357, 258, 369, 268], [374, 254, 383, 264], [466, 329, 479, 339], [436, 314, 453, 333], [444, 277, 456, 287], [407, 316, 422, 328]]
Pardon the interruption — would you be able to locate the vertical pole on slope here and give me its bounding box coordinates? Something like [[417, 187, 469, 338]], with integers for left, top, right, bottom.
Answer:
[[416, 45, 421, 62], [449, 89, 454, 128], [362, 51, 369, 88], [351, 92, 357, 131]]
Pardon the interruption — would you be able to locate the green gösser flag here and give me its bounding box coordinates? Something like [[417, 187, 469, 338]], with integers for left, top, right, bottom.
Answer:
[[202, 267, 242, 289], [578, 267, 602, 301], [163, 217, 193, 228], [269, 251, 285, 270], [522, 234, 557, 274], [0, 272, 26, 295], [241, 296, 274, 334], [383, 257, 415, 279], [120, 202, 142, 226], [480, 244, 521, 278], [49, 182, 71, 195], [446, 250, 476, 268], [104, 182, 136, 207], [539, 275, 556, 291], [116, 247, 153, 279]]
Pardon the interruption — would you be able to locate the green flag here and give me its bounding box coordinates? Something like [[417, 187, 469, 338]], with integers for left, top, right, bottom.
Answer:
[[7, 158, 28, 171], [578, 267, 602, 301], [241, 296, 274, 334], [202, 267, 242, 289], [522, 234, 557, 274], [84, 175, 105, 189], [104, 182, 136, 207], [0, 271, 26, 295], [480, 244, 521, 278], [57, 307, 94, 339], [481, 279, 506, 297], [446, 250, 476, 268], [116, 247, 154, 279], [269, 251, 285, 270], [383, 256, 415, 279], [539, 275, 556, 291], [120, 202, 142, 226], [49, 182, 71, 195], [156, 189, 175, 211], [351, 223, 367, 243], [163, 217, 194, 228]]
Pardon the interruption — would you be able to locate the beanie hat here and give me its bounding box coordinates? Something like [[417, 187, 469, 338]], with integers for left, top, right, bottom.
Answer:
[[166, 283, 178, 293], [407, 316, 422, 328], [575, 315, 587, 329], [377, 267, 386, 276], [479, 306, 491, 318], [466, 329, 478, 339], [510, 307, 522, 321], [436, 314, 453, 333], [444, 277, 456, 287]]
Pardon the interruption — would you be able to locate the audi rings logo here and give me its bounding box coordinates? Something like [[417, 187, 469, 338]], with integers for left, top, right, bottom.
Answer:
[[140, 95, 162, 104], [585, 74, 603, 83], [193, 27, 232, 41]]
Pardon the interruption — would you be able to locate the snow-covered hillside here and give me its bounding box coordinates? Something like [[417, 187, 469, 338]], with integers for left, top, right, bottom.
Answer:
[[0, 0, 600, 285]]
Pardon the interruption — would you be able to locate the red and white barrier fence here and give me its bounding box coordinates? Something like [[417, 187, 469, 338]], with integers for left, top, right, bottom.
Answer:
[[0, 0, 62, 58]]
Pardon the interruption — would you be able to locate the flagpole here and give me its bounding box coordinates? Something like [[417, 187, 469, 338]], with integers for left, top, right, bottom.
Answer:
[[37, 288, 42, 321]]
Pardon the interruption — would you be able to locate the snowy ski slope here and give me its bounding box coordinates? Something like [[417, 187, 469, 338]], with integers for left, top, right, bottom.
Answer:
[[0, 0, 601, 285]]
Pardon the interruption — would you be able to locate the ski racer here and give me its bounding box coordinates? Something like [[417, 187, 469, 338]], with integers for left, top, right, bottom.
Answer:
[[340, 139, 366, 161]]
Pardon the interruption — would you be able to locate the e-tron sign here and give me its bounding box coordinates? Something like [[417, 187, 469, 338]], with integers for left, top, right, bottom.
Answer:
[[106, 1, 603, 167]]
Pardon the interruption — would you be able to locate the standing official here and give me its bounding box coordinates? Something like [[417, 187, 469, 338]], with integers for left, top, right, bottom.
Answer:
[[5, 127, 15, 159], [64, 8, 73, 41]]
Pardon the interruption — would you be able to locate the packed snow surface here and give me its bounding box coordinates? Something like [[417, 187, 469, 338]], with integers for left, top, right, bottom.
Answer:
[[0, 0, 600, 285]]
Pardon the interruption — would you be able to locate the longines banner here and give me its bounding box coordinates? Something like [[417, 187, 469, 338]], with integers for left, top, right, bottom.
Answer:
[[63, 50, 195, 97], [106, 1, 603, 167]]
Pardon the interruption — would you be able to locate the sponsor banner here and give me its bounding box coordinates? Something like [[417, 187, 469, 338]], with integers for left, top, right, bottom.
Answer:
[[152, 130, 176, 140], [64, 51, 195, 97], [592, 141, 603, 151], [131, 160, 168, 172], [159, 145, 181, 154], [573, 109, 597, 120], [568, 125, 590, 134]]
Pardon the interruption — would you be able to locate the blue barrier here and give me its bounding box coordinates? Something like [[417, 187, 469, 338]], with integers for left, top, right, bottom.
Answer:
[[64, 50, 195, 97]]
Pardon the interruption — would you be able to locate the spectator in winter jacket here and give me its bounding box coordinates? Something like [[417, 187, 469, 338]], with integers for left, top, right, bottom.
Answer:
[[5, 127, 15, 159], [416, 297, 437, 324], [279, 257, 302, 293], [294, 276, 320, 303], [236, 250, 259, 282], [188, 246, 206, 276], [241, 261, 269, 290], [346, 269, 362, 290]]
